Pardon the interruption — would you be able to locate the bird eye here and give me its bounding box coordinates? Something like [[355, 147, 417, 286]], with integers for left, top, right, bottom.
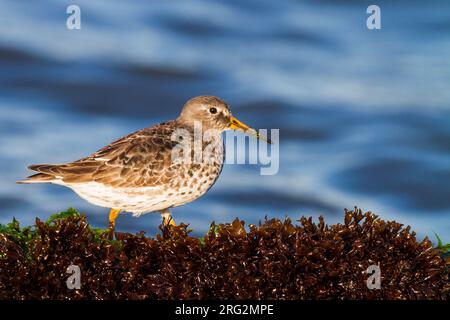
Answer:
[[209, 107, 217, 114]]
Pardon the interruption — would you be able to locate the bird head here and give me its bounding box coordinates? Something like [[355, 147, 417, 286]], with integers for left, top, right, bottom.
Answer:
[[177, 95, 271, 143]]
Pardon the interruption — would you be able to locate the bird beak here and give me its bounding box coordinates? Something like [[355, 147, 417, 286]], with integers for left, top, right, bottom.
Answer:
[[229, 116, 272, 144]]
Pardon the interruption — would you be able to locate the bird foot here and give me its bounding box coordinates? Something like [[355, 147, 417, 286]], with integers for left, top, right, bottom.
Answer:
[[107, 223, 115, 240], [161, 212, 176, 227]]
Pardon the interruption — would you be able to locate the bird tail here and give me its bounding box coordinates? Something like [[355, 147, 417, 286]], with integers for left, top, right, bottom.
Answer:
[[17, 164, 61, 184]]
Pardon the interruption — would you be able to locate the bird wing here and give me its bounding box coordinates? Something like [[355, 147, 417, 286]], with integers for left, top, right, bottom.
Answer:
[[27, 122, 183, 188]]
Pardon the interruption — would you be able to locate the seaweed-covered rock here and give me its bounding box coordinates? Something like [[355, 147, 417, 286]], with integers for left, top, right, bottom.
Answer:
[[0, 208, 448, 299]]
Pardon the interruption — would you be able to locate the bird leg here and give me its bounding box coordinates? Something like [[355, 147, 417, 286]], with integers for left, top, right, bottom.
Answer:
[[161, 209, 176, 227], [108, 208, 121, 237]]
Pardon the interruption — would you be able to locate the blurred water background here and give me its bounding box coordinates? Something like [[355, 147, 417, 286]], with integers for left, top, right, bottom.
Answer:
[[0, 0, 449, 240]]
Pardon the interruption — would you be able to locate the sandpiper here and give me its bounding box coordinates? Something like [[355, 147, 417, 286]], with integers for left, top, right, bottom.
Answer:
[[18, 96, 269, 232]]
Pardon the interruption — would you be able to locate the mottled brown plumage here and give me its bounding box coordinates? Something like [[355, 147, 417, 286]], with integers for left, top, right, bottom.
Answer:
[[27, 121, 181, 188], [18, 96, 265, 230]]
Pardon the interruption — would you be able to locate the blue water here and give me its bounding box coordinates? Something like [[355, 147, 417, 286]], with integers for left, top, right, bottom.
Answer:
[[0, 0, 449, 240]]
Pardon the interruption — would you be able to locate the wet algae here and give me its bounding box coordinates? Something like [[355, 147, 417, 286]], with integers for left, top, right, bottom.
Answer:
[[0, 208, 448, 299]]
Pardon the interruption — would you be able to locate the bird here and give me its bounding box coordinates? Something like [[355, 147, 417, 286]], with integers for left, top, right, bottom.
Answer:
[[18, 96, 270, 234]]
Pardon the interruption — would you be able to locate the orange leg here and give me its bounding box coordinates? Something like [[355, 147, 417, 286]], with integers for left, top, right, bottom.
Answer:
[[161, 210, 176, 227], [108, 208, 121, 232]]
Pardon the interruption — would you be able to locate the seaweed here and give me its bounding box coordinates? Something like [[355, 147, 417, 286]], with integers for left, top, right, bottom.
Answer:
[[0, 207, 448, 300]]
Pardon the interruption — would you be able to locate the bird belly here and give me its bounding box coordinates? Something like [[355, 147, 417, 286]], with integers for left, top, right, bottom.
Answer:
[[66, 182, 172, 214], [64, 169, 221, 216]]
